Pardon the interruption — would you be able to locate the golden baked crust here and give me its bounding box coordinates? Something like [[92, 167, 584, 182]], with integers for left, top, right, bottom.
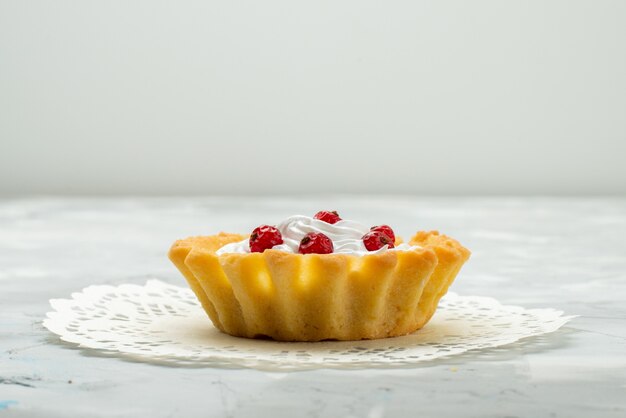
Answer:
[[168, 231, 470, 341]]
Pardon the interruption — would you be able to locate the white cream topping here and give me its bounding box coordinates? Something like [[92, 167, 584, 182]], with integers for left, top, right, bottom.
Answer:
[[215, 215, 419, 255]]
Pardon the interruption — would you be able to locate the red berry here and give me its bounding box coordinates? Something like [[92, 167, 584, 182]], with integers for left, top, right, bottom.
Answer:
[[313, 210, 342, 224], [362, 231, 395, 251], [298, 232, 334, 254], [370, 225, 395, 243], [249, 225, 283, 253]]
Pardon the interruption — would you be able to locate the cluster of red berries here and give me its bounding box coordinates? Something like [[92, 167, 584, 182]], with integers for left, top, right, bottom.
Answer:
[[248, 211, 396, 254], [362, 225, 395, 251]]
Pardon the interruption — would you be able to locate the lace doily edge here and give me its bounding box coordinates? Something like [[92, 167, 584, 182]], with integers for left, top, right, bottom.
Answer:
[[42, 310, 577, 370]]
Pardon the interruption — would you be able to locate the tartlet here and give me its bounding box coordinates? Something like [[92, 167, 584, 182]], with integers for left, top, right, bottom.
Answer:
[[168, 215, 470, 342]]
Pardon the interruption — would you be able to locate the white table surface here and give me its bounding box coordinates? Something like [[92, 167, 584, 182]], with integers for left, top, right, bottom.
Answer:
[[1, 196, 625, 417]]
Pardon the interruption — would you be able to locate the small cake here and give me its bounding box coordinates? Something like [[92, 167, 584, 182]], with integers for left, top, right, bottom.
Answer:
[[168, 211, 470, 342]]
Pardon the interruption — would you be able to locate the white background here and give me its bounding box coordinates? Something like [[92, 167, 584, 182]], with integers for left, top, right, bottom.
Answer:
[[1, 1, 625, 195]]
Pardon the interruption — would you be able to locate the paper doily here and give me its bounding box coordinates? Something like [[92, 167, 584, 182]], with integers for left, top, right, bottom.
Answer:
[[43, 280, 574, 370]]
